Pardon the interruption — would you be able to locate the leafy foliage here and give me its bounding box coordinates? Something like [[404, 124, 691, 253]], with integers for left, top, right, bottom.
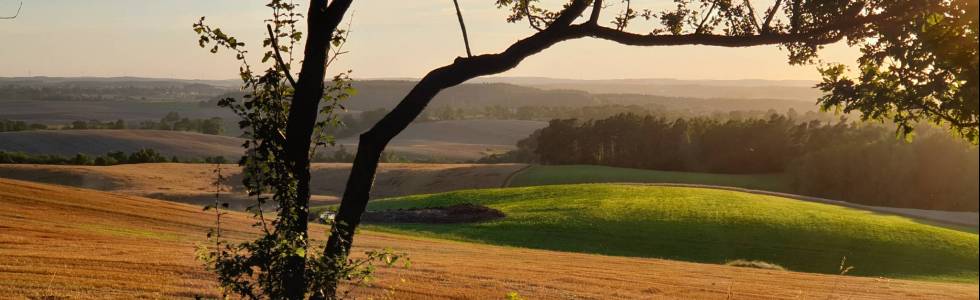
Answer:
[[490, 0, 978, 142], [817, 0, 979, 143]]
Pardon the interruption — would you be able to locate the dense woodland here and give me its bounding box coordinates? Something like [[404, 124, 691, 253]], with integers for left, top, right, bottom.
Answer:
[[486, 113, 979, 211]]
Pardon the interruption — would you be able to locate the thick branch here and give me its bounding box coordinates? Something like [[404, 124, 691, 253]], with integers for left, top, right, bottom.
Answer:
[[589, 0, 602, 24], [266, 24, 298, 87], [791, 0, 801, 33], [452, 0, 473, 57], [551, 0, 590, 29]]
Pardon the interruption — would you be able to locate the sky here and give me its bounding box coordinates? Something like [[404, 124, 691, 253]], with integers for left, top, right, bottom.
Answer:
[[0, 0, 861, 81]]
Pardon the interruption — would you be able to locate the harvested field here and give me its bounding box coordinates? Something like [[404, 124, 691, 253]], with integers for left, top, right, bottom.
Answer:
[[0, 163, 526, 209], [1, 178, 977, 299], [0, 129, 243, 158]]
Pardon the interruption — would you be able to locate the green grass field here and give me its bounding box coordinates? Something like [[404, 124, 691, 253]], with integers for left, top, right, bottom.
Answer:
[[362, 184, 979, 282], [509, 165, 791, 192]]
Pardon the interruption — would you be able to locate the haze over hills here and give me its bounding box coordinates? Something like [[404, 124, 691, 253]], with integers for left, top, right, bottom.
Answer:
[[466, 77, 823, 101], [1, 76, 823, 104], [0, 120, 545, 162]]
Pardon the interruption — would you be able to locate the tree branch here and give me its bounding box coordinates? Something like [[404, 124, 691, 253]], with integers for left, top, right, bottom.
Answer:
[[589, 0, 602, 24], [761, 0, 782, 33], [744, 0, 761, 33], [696, 1, 719, 34], [791, 0, 801, 33], [452, 0, 473, 57], [0, 1, 21, 19], [267, 24, 298, 88]]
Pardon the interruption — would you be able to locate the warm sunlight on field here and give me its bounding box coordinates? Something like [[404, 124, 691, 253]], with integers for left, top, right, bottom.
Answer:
[[2, 178, 976, 299]]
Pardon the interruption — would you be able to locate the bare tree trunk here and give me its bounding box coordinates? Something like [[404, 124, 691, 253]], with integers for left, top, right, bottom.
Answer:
[[283, 0, 353, 298]]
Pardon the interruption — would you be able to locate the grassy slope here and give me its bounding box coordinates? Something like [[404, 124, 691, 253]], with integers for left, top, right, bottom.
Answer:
[[364, 184, 979, 282], [509, 165, 791, 192]]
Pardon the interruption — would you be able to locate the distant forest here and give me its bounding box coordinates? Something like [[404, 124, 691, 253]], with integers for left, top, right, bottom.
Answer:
[[0, 112, 223, 135], [0, 148, 227, 165], [484, 113, 979, 212], [0, 78, 230, 102]]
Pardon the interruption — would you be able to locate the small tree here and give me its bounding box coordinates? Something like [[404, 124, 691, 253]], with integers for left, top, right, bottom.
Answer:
[[194, 1, 405, 299]]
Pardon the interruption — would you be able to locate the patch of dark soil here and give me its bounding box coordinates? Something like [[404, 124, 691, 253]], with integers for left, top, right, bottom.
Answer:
[[362, 204, 505, 224]]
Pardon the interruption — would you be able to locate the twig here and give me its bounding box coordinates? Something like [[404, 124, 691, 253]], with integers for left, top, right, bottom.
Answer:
[[324, 14, 354, 70], [761, 0, 782, 33], [0, 1, 22, 19], [696, 0, 719, 34], [266, 24, 298, 88], [452, 0, 473, 57], [743, 0, 761, 33]]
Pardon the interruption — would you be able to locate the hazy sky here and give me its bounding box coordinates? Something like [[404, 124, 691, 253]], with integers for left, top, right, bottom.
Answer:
[[0, 0, 860, 80]]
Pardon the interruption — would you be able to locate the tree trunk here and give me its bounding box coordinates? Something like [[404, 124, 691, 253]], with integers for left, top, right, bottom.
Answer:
[[282, 0, 353, 298]]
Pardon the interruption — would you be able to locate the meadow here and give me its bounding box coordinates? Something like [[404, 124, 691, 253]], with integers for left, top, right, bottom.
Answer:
[[363, 184, 979, 283], [509, 165, 791, 192]]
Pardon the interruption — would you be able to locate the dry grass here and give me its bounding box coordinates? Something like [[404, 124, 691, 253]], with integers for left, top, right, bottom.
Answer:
[[0, 163, 526, 209], [1, 178, 977, 299]]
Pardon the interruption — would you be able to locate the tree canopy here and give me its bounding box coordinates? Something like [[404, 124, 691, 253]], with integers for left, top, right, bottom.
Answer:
[[490, 0, 978, 142]]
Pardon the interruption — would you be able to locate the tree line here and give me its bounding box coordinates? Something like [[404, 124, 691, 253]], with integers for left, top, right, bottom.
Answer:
[[0, 149, 228, 165], [487, 113, 978, 211], [0, 112, 224, 135]]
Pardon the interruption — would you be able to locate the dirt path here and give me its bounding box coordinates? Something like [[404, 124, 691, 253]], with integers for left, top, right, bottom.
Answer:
[[1, 178, 976, 299]]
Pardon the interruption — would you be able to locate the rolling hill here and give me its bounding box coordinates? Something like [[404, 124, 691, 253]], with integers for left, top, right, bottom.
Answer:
[[0, 163, 526, 209], [364, 184, 980, 282], [337, 119, 547, 161], [509, 165, 791, 192], [0, 129, 243, 158], [1, 178, 976, 299], [0, 119, 546, 162]]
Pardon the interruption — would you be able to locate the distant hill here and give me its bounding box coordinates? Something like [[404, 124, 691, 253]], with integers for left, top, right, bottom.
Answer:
[[0, 119, 547, 162], [0, 130, 243, 158], [474, 77, 823, 101], [0, 76, 235, 102], [333, 119, 547, 161], [346, 80, 598, 110]]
